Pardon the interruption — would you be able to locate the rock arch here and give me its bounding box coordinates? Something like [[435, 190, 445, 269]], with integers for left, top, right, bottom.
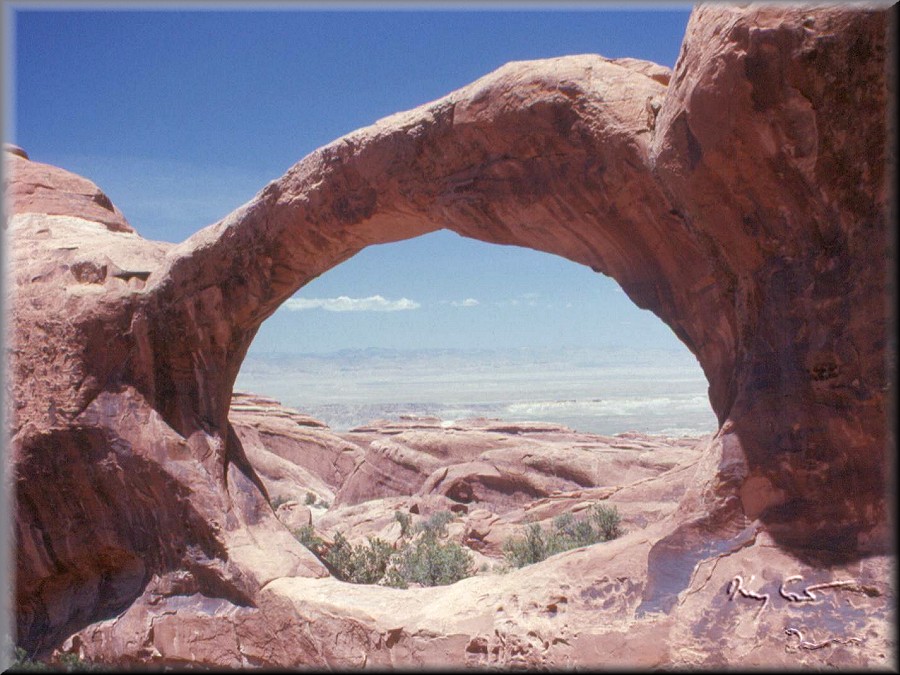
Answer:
[[144, 4, 889, 553], [148, 54, 735, 429], [6, 3, 891, 663]]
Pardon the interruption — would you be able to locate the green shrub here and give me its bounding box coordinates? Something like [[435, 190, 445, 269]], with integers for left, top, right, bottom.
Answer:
[[384, 532, 473, 589], [323, 533, 395, 584], [552, 512, 597, 549], [294, 524, 325, 556], [305, 491, 317, 505], [9, 647, 102, 672], [354, 537, 396, 584], [502, 522, 550, 568], [503, 504, 623, 568], [589, 503, 623, 540], [270, 494, 290, 510], [293, 517, 473, 589], [321, 531, 354, 577], [417, 510, 454, 536], [56, 653, 100, 672], [9, 647, 48, 671]]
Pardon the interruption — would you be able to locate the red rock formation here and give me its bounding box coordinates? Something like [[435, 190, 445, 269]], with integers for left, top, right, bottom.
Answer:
[[230, 391, 361, 498], [4, 3, 892, 668], [4, 146, 133, 234], [334, 419, 517, 505], [651, 4, 892, 559]]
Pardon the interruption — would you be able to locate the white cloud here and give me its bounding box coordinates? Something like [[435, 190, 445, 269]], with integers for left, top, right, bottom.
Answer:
[[283, 295, 420, 312], [493, 292, 535, 307], [451, 298, 479, 307]]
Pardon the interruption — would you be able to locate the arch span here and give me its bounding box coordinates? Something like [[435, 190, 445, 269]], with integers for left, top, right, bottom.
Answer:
[[143, 4, 889, 559], [146, 54, 737, 435]]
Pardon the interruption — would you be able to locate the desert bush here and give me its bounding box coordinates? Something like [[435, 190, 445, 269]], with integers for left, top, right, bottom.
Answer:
[[384, 530, 473, 589], [295, 529, 396, 585], [8, 647, 47, 672], [293, 516, 473, 588], [294, 524, 325, 556], [9, 647, 102, 672], [416, 510, 454, 536], [270, 494, 290, 510], [323, 533, 395, 584], [552, 511, 598, 549], [589, 503, 623, 540], [502, 522, 550, 568], [503, 504, 623, 568], [305, 491, 317, 505], [56, 654, 101, 672], [321, 532, 354, 579]]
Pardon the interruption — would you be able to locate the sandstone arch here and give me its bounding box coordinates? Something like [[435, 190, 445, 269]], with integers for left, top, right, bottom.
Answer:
[[6, 4, 891, 666]]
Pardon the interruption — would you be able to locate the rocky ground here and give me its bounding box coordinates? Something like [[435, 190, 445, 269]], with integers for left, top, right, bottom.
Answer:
[[233, 392, 704, 567], [57, 393, 892, 669]]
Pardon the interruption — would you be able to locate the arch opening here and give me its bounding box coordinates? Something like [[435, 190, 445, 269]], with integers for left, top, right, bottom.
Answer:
[[235, 229, 719, 438], [149, 53, 739, 445], [226, 231, 724, 600]]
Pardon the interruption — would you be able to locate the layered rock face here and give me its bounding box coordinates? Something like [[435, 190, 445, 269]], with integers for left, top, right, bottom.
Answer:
[[5, 3, 893, 669]]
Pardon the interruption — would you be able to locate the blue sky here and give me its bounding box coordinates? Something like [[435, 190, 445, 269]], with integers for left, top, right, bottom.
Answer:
[[9, 5, 695, 355]]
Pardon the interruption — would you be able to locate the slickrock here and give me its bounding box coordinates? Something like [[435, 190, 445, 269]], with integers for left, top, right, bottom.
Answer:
[[273, 501, 313, 532], [309, 422, 703, 560], [334, 417, 701, 510], [4, 149, 133, 234], [334, 420, 530, 506], [230, 391, 361, 499], [5, 4, 893, 669]]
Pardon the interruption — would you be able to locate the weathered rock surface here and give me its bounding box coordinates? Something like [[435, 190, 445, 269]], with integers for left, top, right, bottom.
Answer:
[[5, 3, 893, 669], [335, 418, 545, 507], [306, 412, 700, 535], [4, 146, 133, 234], [229, 391, 359, 503], [330, 416, 704, 509]]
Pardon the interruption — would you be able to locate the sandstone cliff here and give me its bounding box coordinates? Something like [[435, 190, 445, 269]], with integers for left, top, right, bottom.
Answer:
[[4, 4, 893, 669]]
